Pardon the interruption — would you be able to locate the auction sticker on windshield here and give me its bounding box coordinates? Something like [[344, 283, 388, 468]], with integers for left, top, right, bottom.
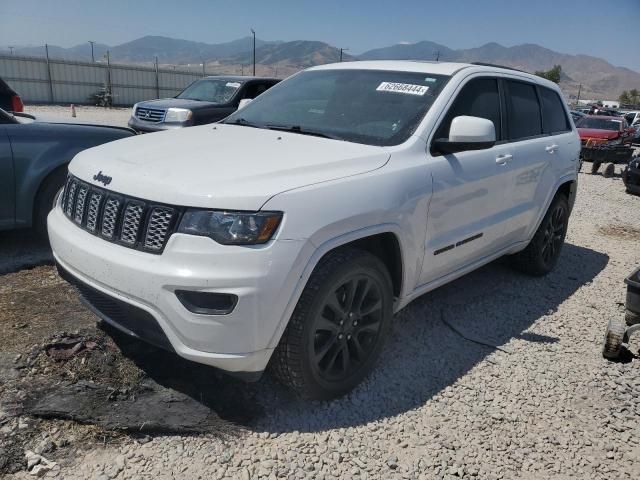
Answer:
[[376, 82, 429, 96]]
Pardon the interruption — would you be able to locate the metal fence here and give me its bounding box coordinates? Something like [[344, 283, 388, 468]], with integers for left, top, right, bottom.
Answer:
[[0, 54, 220, 106]]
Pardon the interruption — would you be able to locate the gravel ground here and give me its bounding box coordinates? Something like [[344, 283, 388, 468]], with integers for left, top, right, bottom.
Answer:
[[2, 163, 639, 479], [24, 105, 131, 128]]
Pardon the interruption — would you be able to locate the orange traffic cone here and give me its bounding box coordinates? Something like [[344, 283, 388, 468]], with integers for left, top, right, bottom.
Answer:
[[71, 104, 76, 118]]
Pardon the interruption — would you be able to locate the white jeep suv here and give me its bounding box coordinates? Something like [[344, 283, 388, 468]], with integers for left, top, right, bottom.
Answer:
[[48, 61, 579, 400]]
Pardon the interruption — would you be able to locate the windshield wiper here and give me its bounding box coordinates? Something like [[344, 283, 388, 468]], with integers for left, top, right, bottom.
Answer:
[[225, 117, 265, 129], [265, 124, 342, 141]]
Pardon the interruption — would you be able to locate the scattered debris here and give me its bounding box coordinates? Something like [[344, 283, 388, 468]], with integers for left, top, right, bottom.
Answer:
[[25, 449, 57, 477]]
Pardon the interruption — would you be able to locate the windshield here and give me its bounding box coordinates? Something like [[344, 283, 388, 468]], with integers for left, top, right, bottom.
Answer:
[[176, 79, 243, 104], [224, 69, 449, 146], [576, 117, 622, 131]]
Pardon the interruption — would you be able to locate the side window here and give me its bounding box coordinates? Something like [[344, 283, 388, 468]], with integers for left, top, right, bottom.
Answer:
[[625, 113, 634, 125], [434, 77, 501, 140], [540, 87, 571, 134], [505, 80, 542, 140], [242, 82, 269, 100]]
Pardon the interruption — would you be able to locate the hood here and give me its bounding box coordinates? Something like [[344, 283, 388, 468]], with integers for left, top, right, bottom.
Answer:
[[137, 98, 222, 110], [69, 124, 390, 211], [577, 128, 620, 140]]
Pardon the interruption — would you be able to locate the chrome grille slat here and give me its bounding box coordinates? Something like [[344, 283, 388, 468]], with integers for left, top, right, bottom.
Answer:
[[60, 175, 177, 254], [120, 203, 144, 245], [135, 107, 165, 123], [101, 198, 120, 239], [85, 192, 103, 232], [74, 186, 89, 224]]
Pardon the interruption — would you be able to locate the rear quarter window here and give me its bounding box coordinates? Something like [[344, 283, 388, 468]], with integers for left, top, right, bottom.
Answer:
[[540, 87, 571, 134]]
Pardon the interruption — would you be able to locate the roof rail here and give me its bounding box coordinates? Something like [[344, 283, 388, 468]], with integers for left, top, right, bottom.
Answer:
[[470, 62, 527, 73]]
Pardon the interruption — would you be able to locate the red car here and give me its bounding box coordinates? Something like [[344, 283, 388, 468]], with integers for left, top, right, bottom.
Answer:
[[0, 76, 23, 112], [576, 115, 633, 146]]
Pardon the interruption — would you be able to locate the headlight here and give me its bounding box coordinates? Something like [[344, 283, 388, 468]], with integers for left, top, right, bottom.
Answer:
[[165, 108, 193, 123], [177, 210, 282, 245], [132, 102, 139, 116]]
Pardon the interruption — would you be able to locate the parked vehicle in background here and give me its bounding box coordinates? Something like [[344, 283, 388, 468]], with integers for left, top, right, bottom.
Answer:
[[50, 61, 579, 399], [0, 77, 24, 112], [576, 115, 633, 146], [624, 111, 640, 127], [128, 76, 280, 133], [0, 108, 134, 234], [623, 154, 640, 194], [570, 110, 586, 122]]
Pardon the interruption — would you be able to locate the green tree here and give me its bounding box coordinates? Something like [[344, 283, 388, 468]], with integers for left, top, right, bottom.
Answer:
[[619, 91, 630, 105], [535, 65, 562, 84], [629, 89, 640, 105]]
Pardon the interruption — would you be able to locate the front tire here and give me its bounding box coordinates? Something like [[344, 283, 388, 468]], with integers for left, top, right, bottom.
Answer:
[[33, 169, 67, 237], [510, 194, 569, 276], [272, 248, 393, 400]]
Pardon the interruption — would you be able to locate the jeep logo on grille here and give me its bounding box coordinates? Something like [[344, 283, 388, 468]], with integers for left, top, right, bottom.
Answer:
[[93, 171, 112, 186]]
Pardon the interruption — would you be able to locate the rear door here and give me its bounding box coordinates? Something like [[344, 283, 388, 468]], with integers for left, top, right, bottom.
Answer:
[[419, 76, 514, 284], [501, 81, 578, 244]]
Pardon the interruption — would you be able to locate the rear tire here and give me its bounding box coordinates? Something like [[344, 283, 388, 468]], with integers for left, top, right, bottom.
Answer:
[[510, 194, 569, 276], [602, 318, 626, 360], [603, 163, 615, 178], [591, 161, 601, 174], [272, 248, 393, 400], [33, 169, 67, 237]]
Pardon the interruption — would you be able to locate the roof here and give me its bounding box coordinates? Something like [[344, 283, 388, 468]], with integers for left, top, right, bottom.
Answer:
[[202, 75, 279, 82], [308, 60, 552, 85], [309, 60, 472, 75]]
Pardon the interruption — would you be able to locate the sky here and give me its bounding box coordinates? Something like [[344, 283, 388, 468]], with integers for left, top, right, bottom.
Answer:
[[2, 0, 640, 71]]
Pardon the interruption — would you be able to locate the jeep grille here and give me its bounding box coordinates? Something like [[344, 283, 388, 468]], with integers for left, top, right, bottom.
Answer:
[[61, 175, 180, 254]]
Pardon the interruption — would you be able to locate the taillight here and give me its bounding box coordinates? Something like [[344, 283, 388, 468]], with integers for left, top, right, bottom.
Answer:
[[11, 95, 24, 113]]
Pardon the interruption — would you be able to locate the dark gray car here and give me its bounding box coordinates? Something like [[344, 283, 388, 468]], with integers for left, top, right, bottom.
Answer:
[[0, 108, 135, 234], [128, 76, 280, 133]]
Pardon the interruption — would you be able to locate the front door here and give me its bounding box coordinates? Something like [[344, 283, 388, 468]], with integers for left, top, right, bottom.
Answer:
[[419, 76, 512, 285]]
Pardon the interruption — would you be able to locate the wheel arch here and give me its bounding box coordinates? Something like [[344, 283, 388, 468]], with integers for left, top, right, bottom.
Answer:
[[32, 163, 68, 224]]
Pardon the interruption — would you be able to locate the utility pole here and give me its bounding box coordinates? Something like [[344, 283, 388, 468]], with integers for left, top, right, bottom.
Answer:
[[8, 46, 14, 55], [241, 64, 244, 76], [250, 28, 256, 76], [434, 51, 440, 62], [154, 56, 160, 98], [201, 59, 205, 77], [45, 44, 54, 102], [576, 83, 582, 108], [340, 48, 349, 62], [88, 40, 95, 62]]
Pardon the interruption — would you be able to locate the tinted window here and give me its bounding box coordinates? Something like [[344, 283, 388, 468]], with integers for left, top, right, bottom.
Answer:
[[225, 70, 449, 147], [435, 78, 501, 140], [506, 81, 542, 140], [540, 88, 570, 134]]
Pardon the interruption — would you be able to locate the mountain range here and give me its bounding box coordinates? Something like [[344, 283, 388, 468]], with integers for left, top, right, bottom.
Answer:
[[9, 36, 639, 99]]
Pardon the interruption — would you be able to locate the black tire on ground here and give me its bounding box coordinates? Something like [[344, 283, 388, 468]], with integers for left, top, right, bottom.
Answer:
[[271, 247, 393, 400], [33, 168, 67, 237], [603, 163, 615, 178], [509, 194, 569, 277], [591, 161, 601, 174], [602, 318, 626, 360], [625, 310, 640, 326]]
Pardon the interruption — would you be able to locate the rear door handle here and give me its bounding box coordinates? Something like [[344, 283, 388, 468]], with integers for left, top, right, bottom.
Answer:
[[496, 154, 513, 165], [545, 144, 559, 153]]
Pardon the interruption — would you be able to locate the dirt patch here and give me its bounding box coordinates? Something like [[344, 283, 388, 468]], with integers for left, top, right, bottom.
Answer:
[[0, 266, 253, 476], [597, 224, 640, 241]]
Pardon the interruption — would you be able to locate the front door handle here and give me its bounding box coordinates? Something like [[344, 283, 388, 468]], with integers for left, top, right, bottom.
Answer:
[[545, 144, 559, 153], [496, 154, 513, 165]]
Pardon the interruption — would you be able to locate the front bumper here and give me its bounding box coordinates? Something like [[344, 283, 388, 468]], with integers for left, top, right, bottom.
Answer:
[[127, 116, 189, 133], [47, 205, 308, 374]]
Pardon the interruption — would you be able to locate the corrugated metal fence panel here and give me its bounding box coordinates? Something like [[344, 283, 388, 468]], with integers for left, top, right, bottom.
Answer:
[[0, 54, 221, 106]]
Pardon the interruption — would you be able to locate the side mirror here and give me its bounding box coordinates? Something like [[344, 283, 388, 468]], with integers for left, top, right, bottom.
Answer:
[[433, 116, 496, 155], [237, 98, 253, 110]]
